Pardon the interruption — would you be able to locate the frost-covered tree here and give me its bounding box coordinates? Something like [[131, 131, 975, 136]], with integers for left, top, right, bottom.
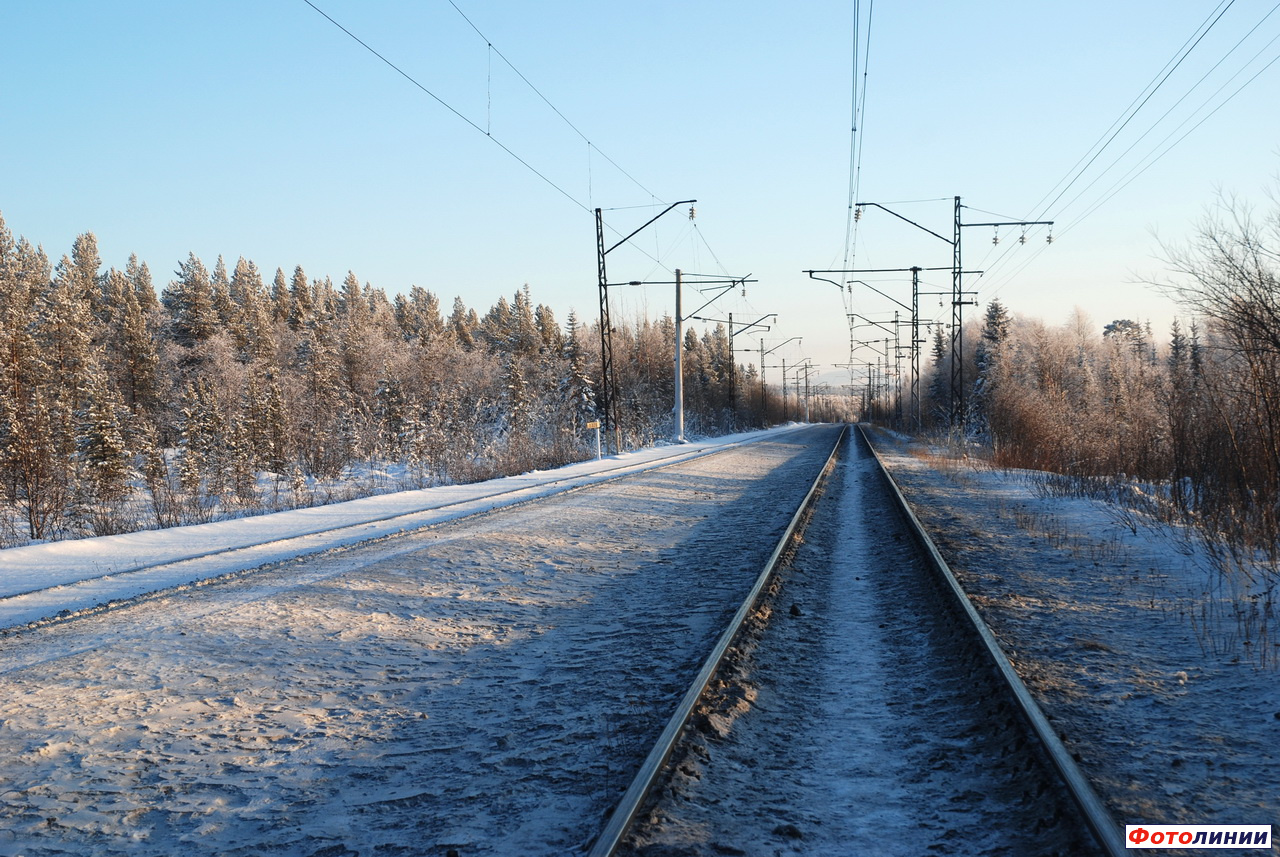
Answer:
[[163, 253, 219, 348], [230, 257, 272, 361], [288, 265, 312, 331], [509, 285, 541, 357], [271, 267, 291, 323], [449, 296, 475, 351], [77, 369, 131, 506], [971, 299, 1012, 436]]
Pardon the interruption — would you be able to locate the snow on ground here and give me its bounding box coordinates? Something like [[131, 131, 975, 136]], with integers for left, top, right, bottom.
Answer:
[[622, 428, 1091, 856], [0, 425, 843, 856], [0, 426, 809, 631], [867, 428, 1280, 852]]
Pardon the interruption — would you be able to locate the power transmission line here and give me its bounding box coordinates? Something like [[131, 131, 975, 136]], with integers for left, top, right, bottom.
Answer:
[[1024, 0, 1238, 223], [981, 12, 1280, 299], [1049, 1, 1280, 226], [983, 37, 1280, 301]]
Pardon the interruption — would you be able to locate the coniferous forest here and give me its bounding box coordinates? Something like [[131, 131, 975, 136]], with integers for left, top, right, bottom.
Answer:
[[0, 212, 850, 547]]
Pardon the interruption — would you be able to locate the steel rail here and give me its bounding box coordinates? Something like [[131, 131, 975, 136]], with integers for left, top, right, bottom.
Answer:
[[858, 425, 1127, 857], [588, 424, 848, 856]]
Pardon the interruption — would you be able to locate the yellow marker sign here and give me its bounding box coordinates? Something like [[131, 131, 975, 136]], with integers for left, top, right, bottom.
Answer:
[[586, 421, 600, 429]]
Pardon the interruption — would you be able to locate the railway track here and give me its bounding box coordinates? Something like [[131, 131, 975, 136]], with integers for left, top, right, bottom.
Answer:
[[590, 424, 1127, 856], [0, 425, 847, 855], [0, 425, 817, 634]]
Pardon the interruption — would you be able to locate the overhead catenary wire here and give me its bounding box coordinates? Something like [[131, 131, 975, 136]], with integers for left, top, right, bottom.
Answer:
[[982, 41, 1280, 302], [444, 0, 663, 204], [840, 0, 875, 274], [1061, 28, 1280, 234], [302, 0, 688, 272], [1047, 1, 1280, 227], [301, 0, 589, 214]]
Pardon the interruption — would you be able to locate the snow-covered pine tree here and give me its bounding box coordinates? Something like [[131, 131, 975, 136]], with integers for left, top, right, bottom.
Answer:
[[927, 323, 950, 426], [0, 225, 68, 539], [42, 253, 101, 490], [243, 367, 289, 474], [66, 231, 104, 321], [288, 265, 311, 331], [561, 310, 596, 432], [136, 418, 179, 528], [535, 303, 562, 355], [294, 317, 349, 478], [374, 368, 408, 455], [509, 285, 540, 357], [211, 255, 236, 329], [98, 267, 160, 421], [177, 377, 226, 518], [163, 253, 219, 348], [449, 296, 475, 351], [480, 295, 514, 353], [125, 254, 158, 313], [971, 299, 1012, 436], [77, 369, 131, 506], [230, 257, 272, 361], [75, 370, 136, 535], [271, 267, 291, 324]]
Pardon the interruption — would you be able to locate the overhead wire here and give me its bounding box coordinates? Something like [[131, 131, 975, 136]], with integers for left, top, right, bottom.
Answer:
[[302, 0, 687, 271], [444, 0, 664, 203], [981, 3, 1280, 300], [840, 0, 875, 275], [983, 38, 1280, 301], [301, 0, 589, 214], [1048, 0, 1280, 228], [840, 1, 876, 366], [1062, 23, 1280, 234], [1023, 0, 1238, 224]]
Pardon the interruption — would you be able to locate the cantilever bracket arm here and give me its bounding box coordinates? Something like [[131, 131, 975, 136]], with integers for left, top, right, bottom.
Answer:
[[854, 202, 954, 245], [805, 271, 844, 291], [604, 199, 697, 256]]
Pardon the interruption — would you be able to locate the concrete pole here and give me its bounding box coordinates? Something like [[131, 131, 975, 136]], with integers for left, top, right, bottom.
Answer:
[[781, 358, 787, 423], [674, 268, 685, 443]]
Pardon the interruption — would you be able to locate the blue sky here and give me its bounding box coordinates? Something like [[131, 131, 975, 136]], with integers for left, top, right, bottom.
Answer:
[[4, 1, 1279, 391]]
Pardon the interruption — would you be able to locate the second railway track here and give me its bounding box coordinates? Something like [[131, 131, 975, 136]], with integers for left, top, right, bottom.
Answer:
[[0, 424, 846, 855], [597, 425, 1124, 856]]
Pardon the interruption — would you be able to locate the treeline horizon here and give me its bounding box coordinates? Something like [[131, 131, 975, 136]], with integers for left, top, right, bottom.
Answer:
[[0, 211, 847, 547]]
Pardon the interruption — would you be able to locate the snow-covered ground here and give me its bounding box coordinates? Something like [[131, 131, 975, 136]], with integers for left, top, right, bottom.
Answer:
[[868, 428, 1280, 852], [0, 424, 843, 856], [0, 426, 810, 631]]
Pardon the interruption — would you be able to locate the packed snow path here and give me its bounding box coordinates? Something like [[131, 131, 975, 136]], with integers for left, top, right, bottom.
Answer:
[[0, 424, 842, 857], [621, 429, 1095, 856]]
